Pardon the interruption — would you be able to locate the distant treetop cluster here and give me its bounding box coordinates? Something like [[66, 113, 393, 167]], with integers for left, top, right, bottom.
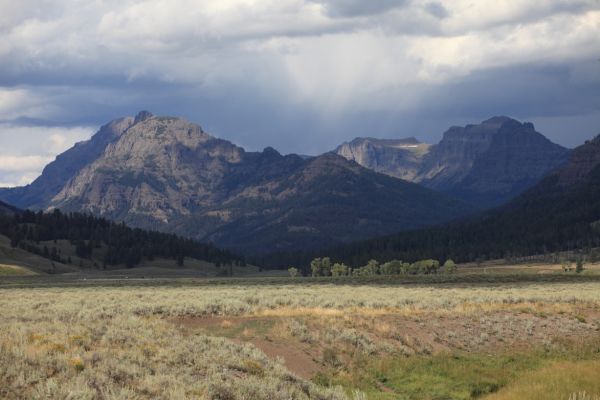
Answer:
[[288, 257, 457, 278]]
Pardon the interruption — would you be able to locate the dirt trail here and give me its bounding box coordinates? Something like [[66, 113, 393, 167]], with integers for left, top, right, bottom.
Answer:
[[172, 316, 323, 379], [250, 338, 321, 379]]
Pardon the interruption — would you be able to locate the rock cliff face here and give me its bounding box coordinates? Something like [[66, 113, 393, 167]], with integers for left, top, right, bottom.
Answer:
[[336, 137, 430, 181], [416, 117, 507, 190], [420, 117, 571, 207], [51, 115, 247, 227], [303, 133, 600, 267], [336, 117, 570, 208], [0, 112, 473, 255]]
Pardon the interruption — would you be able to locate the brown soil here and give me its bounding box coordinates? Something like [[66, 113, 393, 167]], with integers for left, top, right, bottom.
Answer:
[[172, 316, 323, 379], [170, 308, 600, 379], [250, 338, 322, 379]]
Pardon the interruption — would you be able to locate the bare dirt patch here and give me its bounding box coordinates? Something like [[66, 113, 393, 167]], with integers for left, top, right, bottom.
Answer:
[[251, 339, 322, 379], [363, 311, 598, 353], [170, 307, 599, 380], [172, 316, 324, 379]]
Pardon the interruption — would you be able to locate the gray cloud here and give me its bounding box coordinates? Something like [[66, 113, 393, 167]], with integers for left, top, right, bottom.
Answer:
[[312, 0, 408, 17], [0, 0, 599, 186], [0, 122, 93, 186], [424, 2, 448, 19]]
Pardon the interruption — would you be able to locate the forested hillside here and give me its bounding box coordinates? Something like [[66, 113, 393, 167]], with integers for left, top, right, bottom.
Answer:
[[258, 135, 600, 269], [0, 208, 244, 269]]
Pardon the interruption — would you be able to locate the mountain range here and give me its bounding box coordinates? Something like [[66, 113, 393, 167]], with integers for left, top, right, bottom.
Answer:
[[268, 134, 600, 268], [0, 112, 473, 255], [336, 117, 571, 208]]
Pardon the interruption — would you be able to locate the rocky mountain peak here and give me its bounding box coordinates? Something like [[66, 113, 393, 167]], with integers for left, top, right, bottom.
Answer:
[[336, 116, 570, 208], [442, 116, 536, 144], [482, 115, 518, 125], [134, 110, 154, 124], [335, 136, 431, 182], [261, 146, 281, 157], [107, 115, 217, 160], [418, 117, 570, 206], [305, 152, 357, 170], [473, 116, 537, 137], [0, 112, 473, 255]]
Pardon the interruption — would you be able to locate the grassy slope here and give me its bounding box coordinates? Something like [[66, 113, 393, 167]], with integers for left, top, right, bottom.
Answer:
[[0, 264, 37, 276], [488, 360, 600, 400], [0, 235, 74, 275], [0, 234, 261, 278], [327, 344, 600, 400]]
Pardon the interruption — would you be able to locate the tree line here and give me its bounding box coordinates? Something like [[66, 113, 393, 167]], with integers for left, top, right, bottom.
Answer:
[[255, 165, 600, 270], [0, 208, 245, 269], [287, 257, 457, 278]]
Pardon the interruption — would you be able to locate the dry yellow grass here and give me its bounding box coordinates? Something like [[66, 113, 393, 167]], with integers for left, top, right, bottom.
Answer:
[[1, 281, 600, 399], [0, 282, 597, 325], [460, 261, 600, 275], [486, 361, 600, 400]]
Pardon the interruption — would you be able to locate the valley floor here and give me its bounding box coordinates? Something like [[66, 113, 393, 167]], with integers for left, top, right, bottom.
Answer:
[[2, 279, 600, 399]]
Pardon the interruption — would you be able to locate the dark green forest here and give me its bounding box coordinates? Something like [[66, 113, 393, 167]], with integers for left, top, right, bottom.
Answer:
[[0, 208, 244, 268], [256, 163, 600, 272]]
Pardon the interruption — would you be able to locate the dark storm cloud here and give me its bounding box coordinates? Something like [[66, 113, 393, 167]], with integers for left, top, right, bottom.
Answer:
[[124, 60, 599, 154], [0, 0, 599, 186], [424, 2, 448, 19], [312, 0, 408, 17]]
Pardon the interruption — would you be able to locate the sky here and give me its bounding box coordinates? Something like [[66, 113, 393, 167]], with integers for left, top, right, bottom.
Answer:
[[0, 0, 599, 187]]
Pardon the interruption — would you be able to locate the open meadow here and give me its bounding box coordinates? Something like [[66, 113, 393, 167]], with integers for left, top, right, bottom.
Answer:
[[2, 275, 600, 400]]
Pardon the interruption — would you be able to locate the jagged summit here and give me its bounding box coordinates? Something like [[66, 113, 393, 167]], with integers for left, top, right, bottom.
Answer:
[[261, 146, 281, 157], [336, 136, 431, 182], [336, 116, 570, 208], [0, 113, 472, 255], [317, 130, 600, 270], [134, 110, 154, 124], [482, 115, 517, 124]]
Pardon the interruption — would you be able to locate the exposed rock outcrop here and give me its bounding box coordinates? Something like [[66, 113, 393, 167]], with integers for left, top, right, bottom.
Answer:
[[336, 117, 571, 208], [336, 137, 430, 181], [0, 113, 473, 255]]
